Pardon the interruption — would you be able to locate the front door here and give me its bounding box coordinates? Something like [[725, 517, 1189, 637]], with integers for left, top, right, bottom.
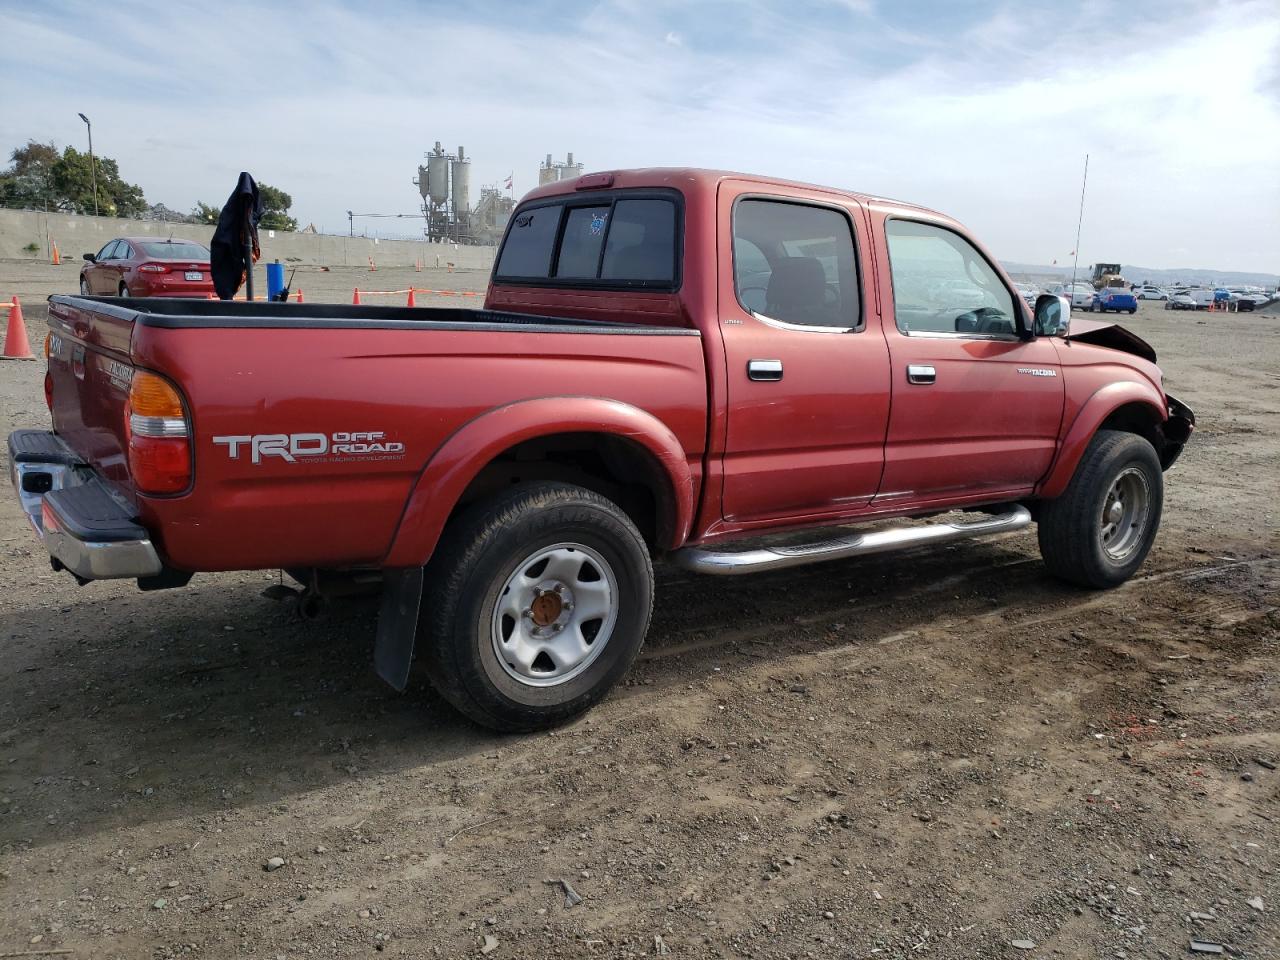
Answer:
[[874, 216, 1064, 505], [88, 241, 118, 294], [717, 183, 890, 525]]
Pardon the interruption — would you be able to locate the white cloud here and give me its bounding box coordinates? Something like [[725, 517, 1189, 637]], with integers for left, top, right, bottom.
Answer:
[[1, 0, 1276, 270]]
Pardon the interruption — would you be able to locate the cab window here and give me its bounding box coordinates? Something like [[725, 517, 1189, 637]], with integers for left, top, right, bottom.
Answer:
[[495, 192, 679, 288], [884, 219, 1016, 337]]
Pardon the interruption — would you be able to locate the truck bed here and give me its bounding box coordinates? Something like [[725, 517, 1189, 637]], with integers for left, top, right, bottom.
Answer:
[[45, 296, 708, 573], [54, 295, 698, 333]]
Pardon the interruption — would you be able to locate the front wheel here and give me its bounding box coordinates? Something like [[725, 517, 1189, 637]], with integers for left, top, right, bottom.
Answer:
[[1037, 430, 1163, 588], [119, 283, 130, 297], [422, 482, 654, 732], [1128, 308, 1136, 314]]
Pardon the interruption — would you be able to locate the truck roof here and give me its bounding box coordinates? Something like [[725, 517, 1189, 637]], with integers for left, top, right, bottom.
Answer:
[[520, 167, 945, 218]]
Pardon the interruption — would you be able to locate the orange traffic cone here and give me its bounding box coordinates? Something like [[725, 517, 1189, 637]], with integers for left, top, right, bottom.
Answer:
[[296, 288, 304, 303], [407, 288, 416, 307], [51, 242, 61, 265], [2, 297, 35, 360], [352, 288, 361, 305]]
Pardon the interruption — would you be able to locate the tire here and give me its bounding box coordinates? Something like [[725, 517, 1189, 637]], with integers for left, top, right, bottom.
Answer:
[[1128, 308, 1136, 314], [1037, 429, 1163, 588], [119, 283, 130, 297], [422, 481, 654, 732], [79, 276, 90, 295]]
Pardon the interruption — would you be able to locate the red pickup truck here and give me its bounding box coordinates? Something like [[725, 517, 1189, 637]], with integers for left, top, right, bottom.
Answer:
[[9, 168, 1193, 731]]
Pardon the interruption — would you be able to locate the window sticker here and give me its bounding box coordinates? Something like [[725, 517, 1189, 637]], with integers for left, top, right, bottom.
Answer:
[[589, 212, 608, 236]]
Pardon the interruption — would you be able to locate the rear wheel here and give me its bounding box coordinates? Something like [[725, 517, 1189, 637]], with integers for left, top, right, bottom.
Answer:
[[422, 482, 653, 732], [1037, 429, 1162, 588], [119, 283, 129, 297]]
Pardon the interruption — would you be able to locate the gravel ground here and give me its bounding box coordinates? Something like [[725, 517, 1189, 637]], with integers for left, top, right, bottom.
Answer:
[[0, 263, 1277, 958]]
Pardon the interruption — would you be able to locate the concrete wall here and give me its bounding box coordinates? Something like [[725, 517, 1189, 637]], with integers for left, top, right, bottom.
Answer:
[[0, 208, 496, 270]]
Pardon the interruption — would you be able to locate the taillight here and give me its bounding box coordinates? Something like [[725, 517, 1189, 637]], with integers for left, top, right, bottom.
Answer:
[[138, 263, 167, 273], [125, 370, 191, 495]]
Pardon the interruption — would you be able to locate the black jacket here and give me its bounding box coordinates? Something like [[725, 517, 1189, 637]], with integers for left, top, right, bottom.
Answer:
[[210, 172, 264, 300]]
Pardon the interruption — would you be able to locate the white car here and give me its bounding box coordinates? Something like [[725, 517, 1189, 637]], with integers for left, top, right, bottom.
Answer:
[[1014, 282, 1040, 307], [1133, 285, 1167, 300], [1049, 282, 1097, 308]]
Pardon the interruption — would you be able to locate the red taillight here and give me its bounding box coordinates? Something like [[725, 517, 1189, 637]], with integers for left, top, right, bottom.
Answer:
[[125, 370, 191, 495], [126, 435, 192, 494], [138, 263, 167, 273]]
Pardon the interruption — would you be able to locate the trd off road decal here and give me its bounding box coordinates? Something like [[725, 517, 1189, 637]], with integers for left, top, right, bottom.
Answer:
[[212, 431, 406, 465]]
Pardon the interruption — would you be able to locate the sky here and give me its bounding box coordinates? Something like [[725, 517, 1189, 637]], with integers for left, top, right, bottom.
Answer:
[[1, 0, 1277, 272]]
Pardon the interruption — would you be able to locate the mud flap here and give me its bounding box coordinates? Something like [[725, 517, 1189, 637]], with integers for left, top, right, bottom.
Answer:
[[374, 567, 423, 692]]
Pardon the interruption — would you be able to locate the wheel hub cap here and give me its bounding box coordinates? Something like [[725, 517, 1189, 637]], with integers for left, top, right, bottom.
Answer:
[[1099, 467, 1151, 562], [491, 543, 619, 687]]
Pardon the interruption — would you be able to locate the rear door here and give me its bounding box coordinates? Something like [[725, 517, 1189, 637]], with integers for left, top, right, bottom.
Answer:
[[716, 181, 890, 524]]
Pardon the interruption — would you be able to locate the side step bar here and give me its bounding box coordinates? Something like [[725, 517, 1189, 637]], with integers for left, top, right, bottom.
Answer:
[[672, 505, 1033, 576]]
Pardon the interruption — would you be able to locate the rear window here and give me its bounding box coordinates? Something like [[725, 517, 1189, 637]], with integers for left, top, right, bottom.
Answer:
[[141, 241, 209, 259], [495, 192, 678, 288]]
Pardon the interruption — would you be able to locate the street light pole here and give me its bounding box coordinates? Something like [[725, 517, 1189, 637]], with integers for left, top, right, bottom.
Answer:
[[77, 113, 98, 216], [347, 210, 353, 237]]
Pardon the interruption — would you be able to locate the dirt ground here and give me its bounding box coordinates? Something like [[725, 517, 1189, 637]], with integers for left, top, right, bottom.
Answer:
[[1, 262, 1277, 959]]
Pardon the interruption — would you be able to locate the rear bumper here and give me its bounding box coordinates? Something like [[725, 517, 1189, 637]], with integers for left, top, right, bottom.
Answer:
[[8, 429, 162, 581]]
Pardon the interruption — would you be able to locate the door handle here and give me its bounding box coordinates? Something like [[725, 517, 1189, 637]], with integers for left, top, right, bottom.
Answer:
[[907, 364, 936, 384], [748, 359, 783, 381]]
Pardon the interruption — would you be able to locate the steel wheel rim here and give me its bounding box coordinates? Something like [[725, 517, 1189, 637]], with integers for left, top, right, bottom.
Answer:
[[1099, 466, 1150, 561], [490, 542, 619, 687]]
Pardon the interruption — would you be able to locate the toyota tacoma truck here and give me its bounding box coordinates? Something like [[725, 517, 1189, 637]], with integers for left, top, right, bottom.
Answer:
[[8, 168, 1194, 732]]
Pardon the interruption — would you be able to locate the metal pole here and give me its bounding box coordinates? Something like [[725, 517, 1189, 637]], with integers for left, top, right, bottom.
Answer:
[[1070, 153, 1088, 289], [78, 114, 99, 216], [243, 197, 255, 302]]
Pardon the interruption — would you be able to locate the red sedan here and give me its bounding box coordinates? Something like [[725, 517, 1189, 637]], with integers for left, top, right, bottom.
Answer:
[[80, 237, 214, 298]]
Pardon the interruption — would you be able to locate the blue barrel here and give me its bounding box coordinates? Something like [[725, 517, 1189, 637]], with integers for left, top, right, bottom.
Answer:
[[266, 261, 285, 301]]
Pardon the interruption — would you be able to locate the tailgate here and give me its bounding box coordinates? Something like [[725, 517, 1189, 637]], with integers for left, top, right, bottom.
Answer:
[[46, 297, 140, 504]]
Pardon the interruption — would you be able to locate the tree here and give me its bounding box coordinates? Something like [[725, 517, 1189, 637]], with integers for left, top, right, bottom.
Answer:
[[49, 147, 147, 217], [192, 201, 221, 224], [258, 182, 297, 232], [0, 140, 59, 208]]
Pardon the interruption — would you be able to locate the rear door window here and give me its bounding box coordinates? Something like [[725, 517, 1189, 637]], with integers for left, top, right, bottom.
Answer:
[[495, 206, 563, 279], [732, 199, 860, 329]]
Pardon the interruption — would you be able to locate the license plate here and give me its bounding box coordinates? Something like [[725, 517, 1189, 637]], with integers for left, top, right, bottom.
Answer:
[[185, 271, 203, 281]]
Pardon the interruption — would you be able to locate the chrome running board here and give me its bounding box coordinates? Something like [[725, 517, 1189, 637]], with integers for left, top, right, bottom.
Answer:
[[672, 505, 1033, 576]]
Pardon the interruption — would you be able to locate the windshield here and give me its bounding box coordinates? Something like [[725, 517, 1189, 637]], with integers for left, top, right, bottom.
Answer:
[[140, 241, 209, 260]]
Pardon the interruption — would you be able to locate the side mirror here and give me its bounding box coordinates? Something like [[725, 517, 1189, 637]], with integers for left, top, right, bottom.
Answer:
[[1034, 293, 1070, 337], [83, 253, 96, 262]]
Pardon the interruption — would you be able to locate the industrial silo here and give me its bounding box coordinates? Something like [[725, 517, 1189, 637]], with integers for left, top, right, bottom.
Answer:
[[538, 154, 557, 186], [451, 146, 471, 221], [559, 152, 583, 181], [427, 142, 451, 207]]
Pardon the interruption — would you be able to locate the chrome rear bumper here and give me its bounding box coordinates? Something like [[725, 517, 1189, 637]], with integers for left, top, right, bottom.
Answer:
[[8, 429, 162, 581]]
